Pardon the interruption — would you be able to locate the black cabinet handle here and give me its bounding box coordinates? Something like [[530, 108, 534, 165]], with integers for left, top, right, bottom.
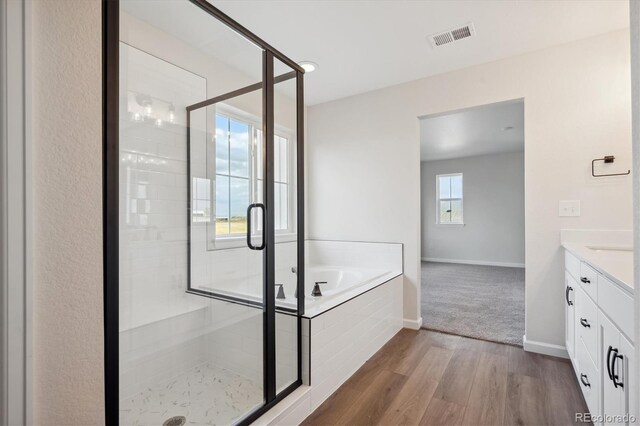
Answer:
[[565, 286, 573, 306], [580, 277, 591, 284], [607, 346, 614, 380], [580, 318, 590, 328], [580, 374, 591, 388], [612, 350, 624, 389]]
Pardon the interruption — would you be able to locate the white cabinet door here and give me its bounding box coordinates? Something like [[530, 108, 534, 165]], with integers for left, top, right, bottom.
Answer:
[[566, 272, 576, 360], [600, 312, 624, 424], [619, 334, 635, 424]]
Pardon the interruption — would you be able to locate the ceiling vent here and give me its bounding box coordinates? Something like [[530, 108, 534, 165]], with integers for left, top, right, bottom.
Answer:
[[428, 23, 475, 48]]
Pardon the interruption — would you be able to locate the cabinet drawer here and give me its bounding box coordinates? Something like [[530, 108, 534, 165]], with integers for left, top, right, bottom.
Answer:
[[576, 339, 599, 417], [565, 250, 581, 281], [576, 287, 598, 365], [598, 275, 634, 341], [579, 262, 598, 302]]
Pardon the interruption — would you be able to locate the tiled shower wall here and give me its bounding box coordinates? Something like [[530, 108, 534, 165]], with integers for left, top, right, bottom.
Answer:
[[119, 42, 208, 332]]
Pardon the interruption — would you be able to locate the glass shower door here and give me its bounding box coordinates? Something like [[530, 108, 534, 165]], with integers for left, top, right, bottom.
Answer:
[[117, 1, 267, 424], [108, 1, 304, 424]]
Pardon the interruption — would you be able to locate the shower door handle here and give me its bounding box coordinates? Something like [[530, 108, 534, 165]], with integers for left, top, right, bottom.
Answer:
[[246, 203, 266, 250]]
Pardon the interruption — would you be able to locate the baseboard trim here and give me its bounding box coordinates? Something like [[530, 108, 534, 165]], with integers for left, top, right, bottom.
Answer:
[[403, 317, 423, 330], [421, 257, 525, 268], [523, 335, 568, 359]]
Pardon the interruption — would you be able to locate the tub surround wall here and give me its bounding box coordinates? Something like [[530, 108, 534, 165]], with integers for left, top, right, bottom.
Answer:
[[307, 29, 632, 349], [256, 276, 404, 425], [307, 239, 403, 271], [307, 276, 402, 404]]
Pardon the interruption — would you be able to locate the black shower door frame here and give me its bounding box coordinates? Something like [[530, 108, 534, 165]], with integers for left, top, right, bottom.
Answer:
[[102, 0, 306, 424]]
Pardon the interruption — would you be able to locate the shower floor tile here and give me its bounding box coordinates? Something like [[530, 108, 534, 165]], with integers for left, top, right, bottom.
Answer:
[[120, 362, 263, 426]]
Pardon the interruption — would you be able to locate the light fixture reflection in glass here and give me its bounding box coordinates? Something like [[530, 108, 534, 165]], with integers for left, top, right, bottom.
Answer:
[[155, 118, 163, 127]]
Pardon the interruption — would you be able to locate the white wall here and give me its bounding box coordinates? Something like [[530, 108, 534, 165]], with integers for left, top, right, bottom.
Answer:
[[308, 29, 632, 347], [32, 0, 104, 424], [421, 151, 525, 267]]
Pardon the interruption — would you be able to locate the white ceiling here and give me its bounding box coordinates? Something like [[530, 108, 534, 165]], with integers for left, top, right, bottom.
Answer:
[[213, 0, 629, 105], [420, 100, 524, 161]]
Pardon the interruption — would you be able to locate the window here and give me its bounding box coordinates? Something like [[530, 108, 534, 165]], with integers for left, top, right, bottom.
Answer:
[[436, 173, 463, 224], [254, 132, 291, 231], [192, 106, 294, 242], [214, 115, 251, 236]]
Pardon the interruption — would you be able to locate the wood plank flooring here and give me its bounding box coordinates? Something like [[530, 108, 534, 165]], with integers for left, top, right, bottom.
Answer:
[[302, 329, 587, 426]]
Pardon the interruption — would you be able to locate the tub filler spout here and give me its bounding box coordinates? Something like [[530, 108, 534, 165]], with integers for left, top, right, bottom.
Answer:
[[312, 281, 327, 297]]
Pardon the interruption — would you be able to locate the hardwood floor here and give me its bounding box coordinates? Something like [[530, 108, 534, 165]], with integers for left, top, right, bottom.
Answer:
[[302, 329, 587, 426]]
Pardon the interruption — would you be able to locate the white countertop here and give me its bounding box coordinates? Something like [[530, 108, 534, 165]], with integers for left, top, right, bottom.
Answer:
[[562, 242, 634, 294]]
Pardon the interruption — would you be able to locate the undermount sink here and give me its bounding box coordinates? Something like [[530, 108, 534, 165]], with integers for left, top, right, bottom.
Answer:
[[586, 245, 633, 253]]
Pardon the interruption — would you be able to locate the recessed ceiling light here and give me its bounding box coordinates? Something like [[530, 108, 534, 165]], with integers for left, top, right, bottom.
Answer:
[[298, 61, 318, 73], [502, 126, 514, 131]]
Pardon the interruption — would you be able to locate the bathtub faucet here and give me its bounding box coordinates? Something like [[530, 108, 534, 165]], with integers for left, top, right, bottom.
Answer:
[[312, 281, 327, 297], [276, 284, 286, 300]]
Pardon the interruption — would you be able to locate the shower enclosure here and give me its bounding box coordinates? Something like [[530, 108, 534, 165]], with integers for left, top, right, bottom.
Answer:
[[103, 0, 305, 424]]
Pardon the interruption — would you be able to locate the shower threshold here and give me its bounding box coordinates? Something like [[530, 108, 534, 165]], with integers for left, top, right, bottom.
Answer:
[[120, 362, 263, 426]]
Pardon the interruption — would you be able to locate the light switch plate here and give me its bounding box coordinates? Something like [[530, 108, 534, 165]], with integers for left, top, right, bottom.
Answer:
[[559, 200, 581, 217]]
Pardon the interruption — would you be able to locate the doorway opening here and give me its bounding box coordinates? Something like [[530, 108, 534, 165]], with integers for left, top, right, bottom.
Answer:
[[419, 99, 525, 346]]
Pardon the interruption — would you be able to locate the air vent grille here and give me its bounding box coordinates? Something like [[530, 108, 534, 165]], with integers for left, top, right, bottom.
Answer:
[[432, 32, 454, 46], [429, 23, 475, 48]]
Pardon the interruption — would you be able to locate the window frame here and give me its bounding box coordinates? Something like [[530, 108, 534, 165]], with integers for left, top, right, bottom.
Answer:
[[435, 172, 464, 225], [209, 110, 253, 238], [199, 103, 296, 249]]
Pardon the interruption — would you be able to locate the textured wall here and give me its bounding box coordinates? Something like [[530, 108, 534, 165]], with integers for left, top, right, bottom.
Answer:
[[308, 29, 632, 345], [31, 0, 104, 424], [421, 151, 525, 266]]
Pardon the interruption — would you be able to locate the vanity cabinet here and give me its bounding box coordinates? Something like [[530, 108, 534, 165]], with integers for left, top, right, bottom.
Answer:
[[564, 250, 635, 425]]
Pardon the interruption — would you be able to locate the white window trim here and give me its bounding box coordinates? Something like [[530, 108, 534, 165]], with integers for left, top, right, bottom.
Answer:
[[202, 103, 297, 250], [435, 172, 464, 226]]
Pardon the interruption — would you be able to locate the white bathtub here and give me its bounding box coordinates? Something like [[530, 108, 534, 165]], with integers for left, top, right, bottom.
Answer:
[[194, 264, 399, 317], [300, 265, 398, 317], [305, 265, 387, 297]]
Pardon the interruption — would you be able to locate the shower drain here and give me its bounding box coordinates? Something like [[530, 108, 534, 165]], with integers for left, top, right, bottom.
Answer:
[[163, 416, 186, 426]]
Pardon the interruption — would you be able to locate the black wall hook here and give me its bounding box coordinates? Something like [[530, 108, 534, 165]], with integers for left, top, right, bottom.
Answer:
[[591, 155, 630, 177]]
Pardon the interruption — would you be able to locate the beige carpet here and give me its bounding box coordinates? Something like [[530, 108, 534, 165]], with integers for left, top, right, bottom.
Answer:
[[421, 261, 525, 346]]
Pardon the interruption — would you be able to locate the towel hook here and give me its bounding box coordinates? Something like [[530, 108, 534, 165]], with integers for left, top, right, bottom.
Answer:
[[591, 155, 630, 178]]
